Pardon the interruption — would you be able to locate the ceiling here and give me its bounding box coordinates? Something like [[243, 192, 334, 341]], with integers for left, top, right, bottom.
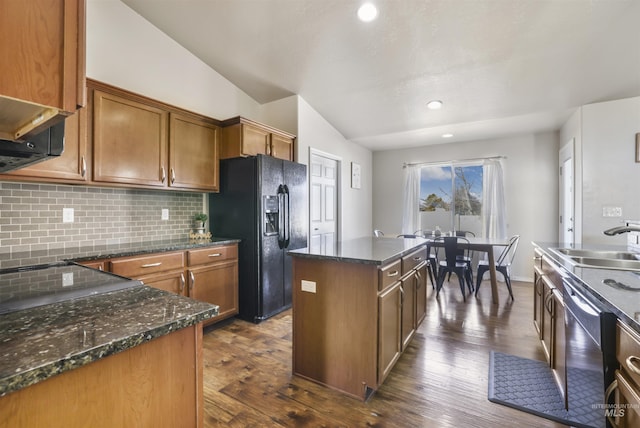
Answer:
[[121, 0, 640, 151]]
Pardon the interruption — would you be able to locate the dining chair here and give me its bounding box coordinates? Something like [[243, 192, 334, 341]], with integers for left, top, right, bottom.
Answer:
[[373, 229, 385, 237], [475, 235, 520, 301], [447, 230, 475, 282], [436, 236, 473, 301]]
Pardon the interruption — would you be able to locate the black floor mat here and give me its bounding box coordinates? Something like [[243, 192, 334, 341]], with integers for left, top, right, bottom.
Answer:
[[488, 351, 605, 428]]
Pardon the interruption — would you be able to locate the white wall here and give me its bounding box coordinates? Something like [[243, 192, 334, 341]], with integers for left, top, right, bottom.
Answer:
[[372, 132, 559, 281], [297, 98, 373, 241], [581, 96, 640, 245], [87, 0, 261, 120]]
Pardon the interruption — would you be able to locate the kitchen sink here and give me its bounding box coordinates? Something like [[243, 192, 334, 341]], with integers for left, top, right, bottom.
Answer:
[[553, 248, 640, 260], [550, 248, 640, 271]]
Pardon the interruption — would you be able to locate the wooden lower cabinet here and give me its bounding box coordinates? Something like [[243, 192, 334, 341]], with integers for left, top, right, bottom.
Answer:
[[401, 271, 417, 350], [378, 281, 402, 383], [0, 324, 204, 428], [140, 269, 186, 295], [79, 244, 238, 325], [187, 260, 238, 323], [610, 321, 640, 427], [532, 252, 567, 404], [415, 263, 428, 325]]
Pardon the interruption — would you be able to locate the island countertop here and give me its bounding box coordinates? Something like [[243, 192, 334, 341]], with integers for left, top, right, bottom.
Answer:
[[288, 236, 428, 265]]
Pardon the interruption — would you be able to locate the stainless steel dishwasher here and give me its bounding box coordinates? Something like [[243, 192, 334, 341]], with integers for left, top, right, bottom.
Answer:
[[563, 277, 617, 427]]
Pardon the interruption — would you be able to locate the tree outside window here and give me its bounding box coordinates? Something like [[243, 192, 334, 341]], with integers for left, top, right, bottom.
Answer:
[[419, 164, 483, 234]]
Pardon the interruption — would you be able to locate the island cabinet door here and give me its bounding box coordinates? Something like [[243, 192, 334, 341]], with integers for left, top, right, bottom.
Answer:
[[400, 272, 417, 350], [415, 263, 428, 326], [378, 281, 402, 384]]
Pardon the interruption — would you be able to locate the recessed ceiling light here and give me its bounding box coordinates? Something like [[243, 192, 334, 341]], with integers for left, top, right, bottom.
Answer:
[[357, 3, 378, 22], [442, 133, 454, 138], [427, 100, 443, 110]]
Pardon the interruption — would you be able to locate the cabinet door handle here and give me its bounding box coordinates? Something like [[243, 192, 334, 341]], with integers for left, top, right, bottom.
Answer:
[[626, 356, 640, 375], [604, 379, 620, 428], [544, 290, 554, 314], [170, 168, 176, 184], [81, 156, 86, 178], [141, 262, 162, 268], [161, 166, 166, 183], [208, 253, 222, 257], [399, 285, 405, 304], [189, 271, 195, 292], [387, 270, 399, 277], [413, 256, 422, 261], [179, 273, 185, 293]]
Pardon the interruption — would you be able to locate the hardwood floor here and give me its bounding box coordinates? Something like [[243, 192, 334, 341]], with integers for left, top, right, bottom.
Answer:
[[202, 280, 569, 427]]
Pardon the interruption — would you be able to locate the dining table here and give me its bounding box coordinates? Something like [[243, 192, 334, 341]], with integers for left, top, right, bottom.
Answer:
[[427, 236, 510, 304]]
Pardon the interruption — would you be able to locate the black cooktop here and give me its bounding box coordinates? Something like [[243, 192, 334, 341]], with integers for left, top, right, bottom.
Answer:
[[0, 263, 142, 315]]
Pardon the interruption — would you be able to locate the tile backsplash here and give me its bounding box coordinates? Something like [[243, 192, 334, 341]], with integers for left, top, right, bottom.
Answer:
[[0, 182, 206, 254]]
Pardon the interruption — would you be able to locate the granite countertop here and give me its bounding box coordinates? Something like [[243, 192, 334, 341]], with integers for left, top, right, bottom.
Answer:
[[0, 237, 241, 271], [0, 284, 218, 397], [533, 241, 640, 333], [288, 236, 428, 265], [0, 237, 235, 397]]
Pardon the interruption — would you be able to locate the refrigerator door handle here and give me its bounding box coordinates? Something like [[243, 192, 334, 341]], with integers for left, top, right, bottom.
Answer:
[[277, 185, 285, 248], [284, 184, 291, 248]]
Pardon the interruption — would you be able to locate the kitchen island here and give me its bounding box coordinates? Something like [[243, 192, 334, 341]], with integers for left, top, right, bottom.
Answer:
[[288, 236, 429, 400], [0, 240, 225, 427]]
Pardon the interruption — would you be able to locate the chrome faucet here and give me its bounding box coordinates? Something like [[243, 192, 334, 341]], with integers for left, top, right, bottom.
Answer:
[[603, 225, 640, 236]]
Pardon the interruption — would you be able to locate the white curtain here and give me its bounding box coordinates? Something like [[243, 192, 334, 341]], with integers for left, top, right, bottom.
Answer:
[[482, 159, 507, 245], [401, 165, 421, 235]]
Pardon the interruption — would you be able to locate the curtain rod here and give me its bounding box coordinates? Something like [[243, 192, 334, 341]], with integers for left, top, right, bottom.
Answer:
[[403, 155, 506, 168]]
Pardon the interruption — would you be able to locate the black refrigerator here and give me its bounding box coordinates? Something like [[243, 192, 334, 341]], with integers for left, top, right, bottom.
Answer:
[[209, 154, 307, 323]]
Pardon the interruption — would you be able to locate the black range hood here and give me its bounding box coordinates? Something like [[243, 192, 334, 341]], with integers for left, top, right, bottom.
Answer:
[[0, 120, 65, 173]]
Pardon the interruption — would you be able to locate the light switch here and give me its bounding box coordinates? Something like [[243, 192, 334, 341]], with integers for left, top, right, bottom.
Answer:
[[301, 280, 317, 293], [161, 209, 169, 220]]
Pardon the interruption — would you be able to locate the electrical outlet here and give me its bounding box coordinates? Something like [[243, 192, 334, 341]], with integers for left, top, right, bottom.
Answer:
[[301, 280, 316, 293], [602, 206, 623, 217], [62, 208, 74, 223], [62, 272, 74, 287], [161, 209, 169, 220]]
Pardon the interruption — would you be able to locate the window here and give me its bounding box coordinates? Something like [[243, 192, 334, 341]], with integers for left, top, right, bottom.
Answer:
[[419, 164, 483, 235]]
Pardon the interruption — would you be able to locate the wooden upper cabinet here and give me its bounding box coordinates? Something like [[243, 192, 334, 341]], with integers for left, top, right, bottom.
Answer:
[[0, 0, 86, 141], [220, 116, 295, 161], [169, 113, 219, 191], [270, 133, 293, 161], [92, 89, 168, 187], [0, 106, 88, 182]]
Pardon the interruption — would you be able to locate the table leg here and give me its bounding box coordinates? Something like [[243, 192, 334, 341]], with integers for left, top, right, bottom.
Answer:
[[487, 248, 499, 304]]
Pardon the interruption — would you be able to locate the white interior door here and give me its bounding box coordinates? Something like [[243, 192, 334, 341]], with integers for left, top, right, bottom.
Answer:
[[560, 140, 574, 244], [309, 152, 339, 252]]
